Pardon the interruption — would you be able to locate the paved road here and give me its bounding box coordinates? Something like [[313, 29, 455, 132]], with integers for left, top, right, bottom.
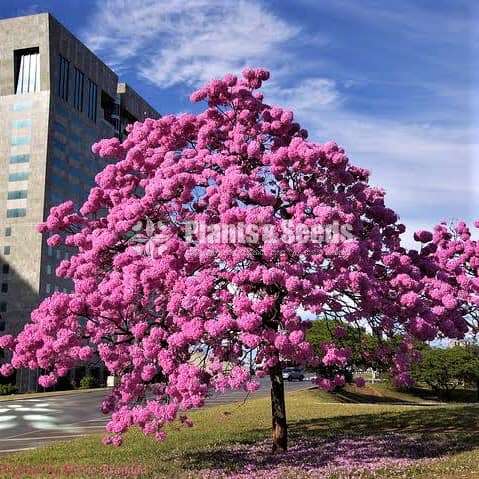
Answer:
[[0, 377, 310, 453]]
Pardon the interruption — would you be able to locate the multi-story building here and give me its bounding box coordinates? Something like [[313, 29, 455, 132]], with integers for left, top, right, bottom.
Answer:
[[0, 13, 159, 391]]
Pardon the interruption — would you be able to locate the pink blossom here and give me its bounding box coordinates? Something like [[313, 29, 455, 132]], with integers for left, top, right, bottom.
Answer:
[[38, 373, 57, 388], [0, 364, 14, 377], [47, 234, 62, 247], [441, 294, 457, 310], [400, 292, 419, 308], [354, 377, 366, 388], [322, 346, 350, 367], [289, 330, 304, 345], [0, 335, 14, 349], [78, 346, 92, 361], [315, 377, 334, 391], [413, 230, 433, 243]]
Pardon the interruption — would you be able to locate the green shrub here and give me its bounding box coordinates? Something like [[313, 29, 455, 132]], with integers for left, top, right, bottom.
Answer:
[[0, 384, 17, 395], [79, 375, 97, 389]]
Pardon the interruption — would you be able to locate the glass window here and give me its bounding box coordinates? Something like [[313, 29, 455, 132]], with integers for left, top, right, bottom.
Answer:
[[3, 247, 10, 255], [51, 154, 60, 167], [9, 154, 30, 164], [0, 321, 5, 332], [12, 119, 32, 129], [58, 55, 70, 101], [46, 283, 52, 294], [12, 101, 32, 112], [73, 67, 84, 111], [70, 131, 81, 144], [53, 121, 67, 135], [6, 209, 27, 218], [87, 79, 98, 122], [2, 265, 9, 274], [53, 138, 66, 152], [7, 191, 28, 200], [15, 48, 40, 94], [50, 193, 62, 204], [1, 283, 7, 293], [11, 136, 30, 146], [47, 246, 53, 256], [0, 302, 6, 312], [46, 264, 52, 275], [4, 228, 11, 237], [8, 172, 29, 182]]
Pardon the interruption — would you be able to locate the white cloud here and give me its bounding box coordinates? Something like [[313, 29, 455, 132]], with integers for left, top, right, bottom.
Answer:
[[83, 0, 299, 87], [265, 78, 339, 109]]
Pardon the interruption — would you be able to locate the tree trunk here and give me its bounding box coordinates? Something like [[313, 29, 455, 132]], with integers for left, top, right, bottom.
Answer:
[[269, 362, 287, 452], [476, 379, 479, 402]]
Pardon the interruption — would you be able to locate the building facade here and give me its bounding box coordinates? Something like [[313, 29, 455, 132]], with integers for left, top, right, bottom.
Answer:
[[0, 13, 159, 390]]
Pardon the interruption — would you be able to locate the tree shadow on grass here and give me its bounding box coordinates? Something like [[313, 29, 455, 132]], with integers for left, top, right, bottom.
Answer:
[[409, 386, 478, 403], [332, 388, 417, 404], [289, 404, 479, 437], [182, 406, 479, 477]]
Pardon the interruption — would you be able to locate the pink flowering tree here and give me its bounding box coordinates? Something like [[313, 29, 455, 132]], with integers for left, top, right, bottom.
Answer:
[[0, 68, 457, 452]]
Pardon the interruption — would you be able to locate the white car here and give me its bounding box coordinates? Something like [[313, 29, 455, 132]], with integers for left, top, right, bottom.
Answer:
[[282, 367, 305, 381]]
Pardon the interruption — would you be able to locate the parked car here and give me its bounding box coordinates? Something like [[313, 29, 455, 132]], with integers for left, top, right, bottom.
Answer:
[[282, 367, 305, 382]]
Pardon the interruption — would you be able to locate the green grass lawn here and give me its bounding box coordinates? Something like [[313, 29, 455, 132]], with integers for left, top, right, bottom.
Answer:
[[1, 388, 479, 478]]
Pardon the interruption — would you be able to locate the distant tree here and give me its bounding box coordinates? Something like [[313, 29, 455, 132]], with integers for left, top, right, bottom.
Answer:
[[306, 319, 387, 387], [413, 345, 479, 399], [459, 344, 479, 400]]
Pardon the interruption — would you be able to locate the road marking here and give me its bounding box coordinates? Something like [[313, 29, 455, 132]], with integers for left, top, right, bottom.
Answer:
[[0, 416, 16, 422], [0, 434, 87, 442], [5, 407, 55, 413], [22, 414, 55, 421]]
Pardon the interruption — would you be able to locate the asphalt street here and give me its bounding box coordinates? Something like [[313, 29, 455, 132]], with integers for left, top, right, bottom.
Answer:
[[0, 377, 310, 453]]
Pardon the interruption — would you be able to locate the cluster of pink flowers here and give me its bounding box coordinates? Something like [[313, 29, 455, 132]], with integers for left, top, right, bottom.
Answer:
[[0, 67, 471, 445], [407, 221, 479, 338]]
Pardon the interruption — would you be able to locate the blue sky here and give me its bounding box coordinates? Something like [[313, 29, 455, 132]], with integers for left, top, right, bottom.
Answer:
[[1, 0, 478, 245]]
